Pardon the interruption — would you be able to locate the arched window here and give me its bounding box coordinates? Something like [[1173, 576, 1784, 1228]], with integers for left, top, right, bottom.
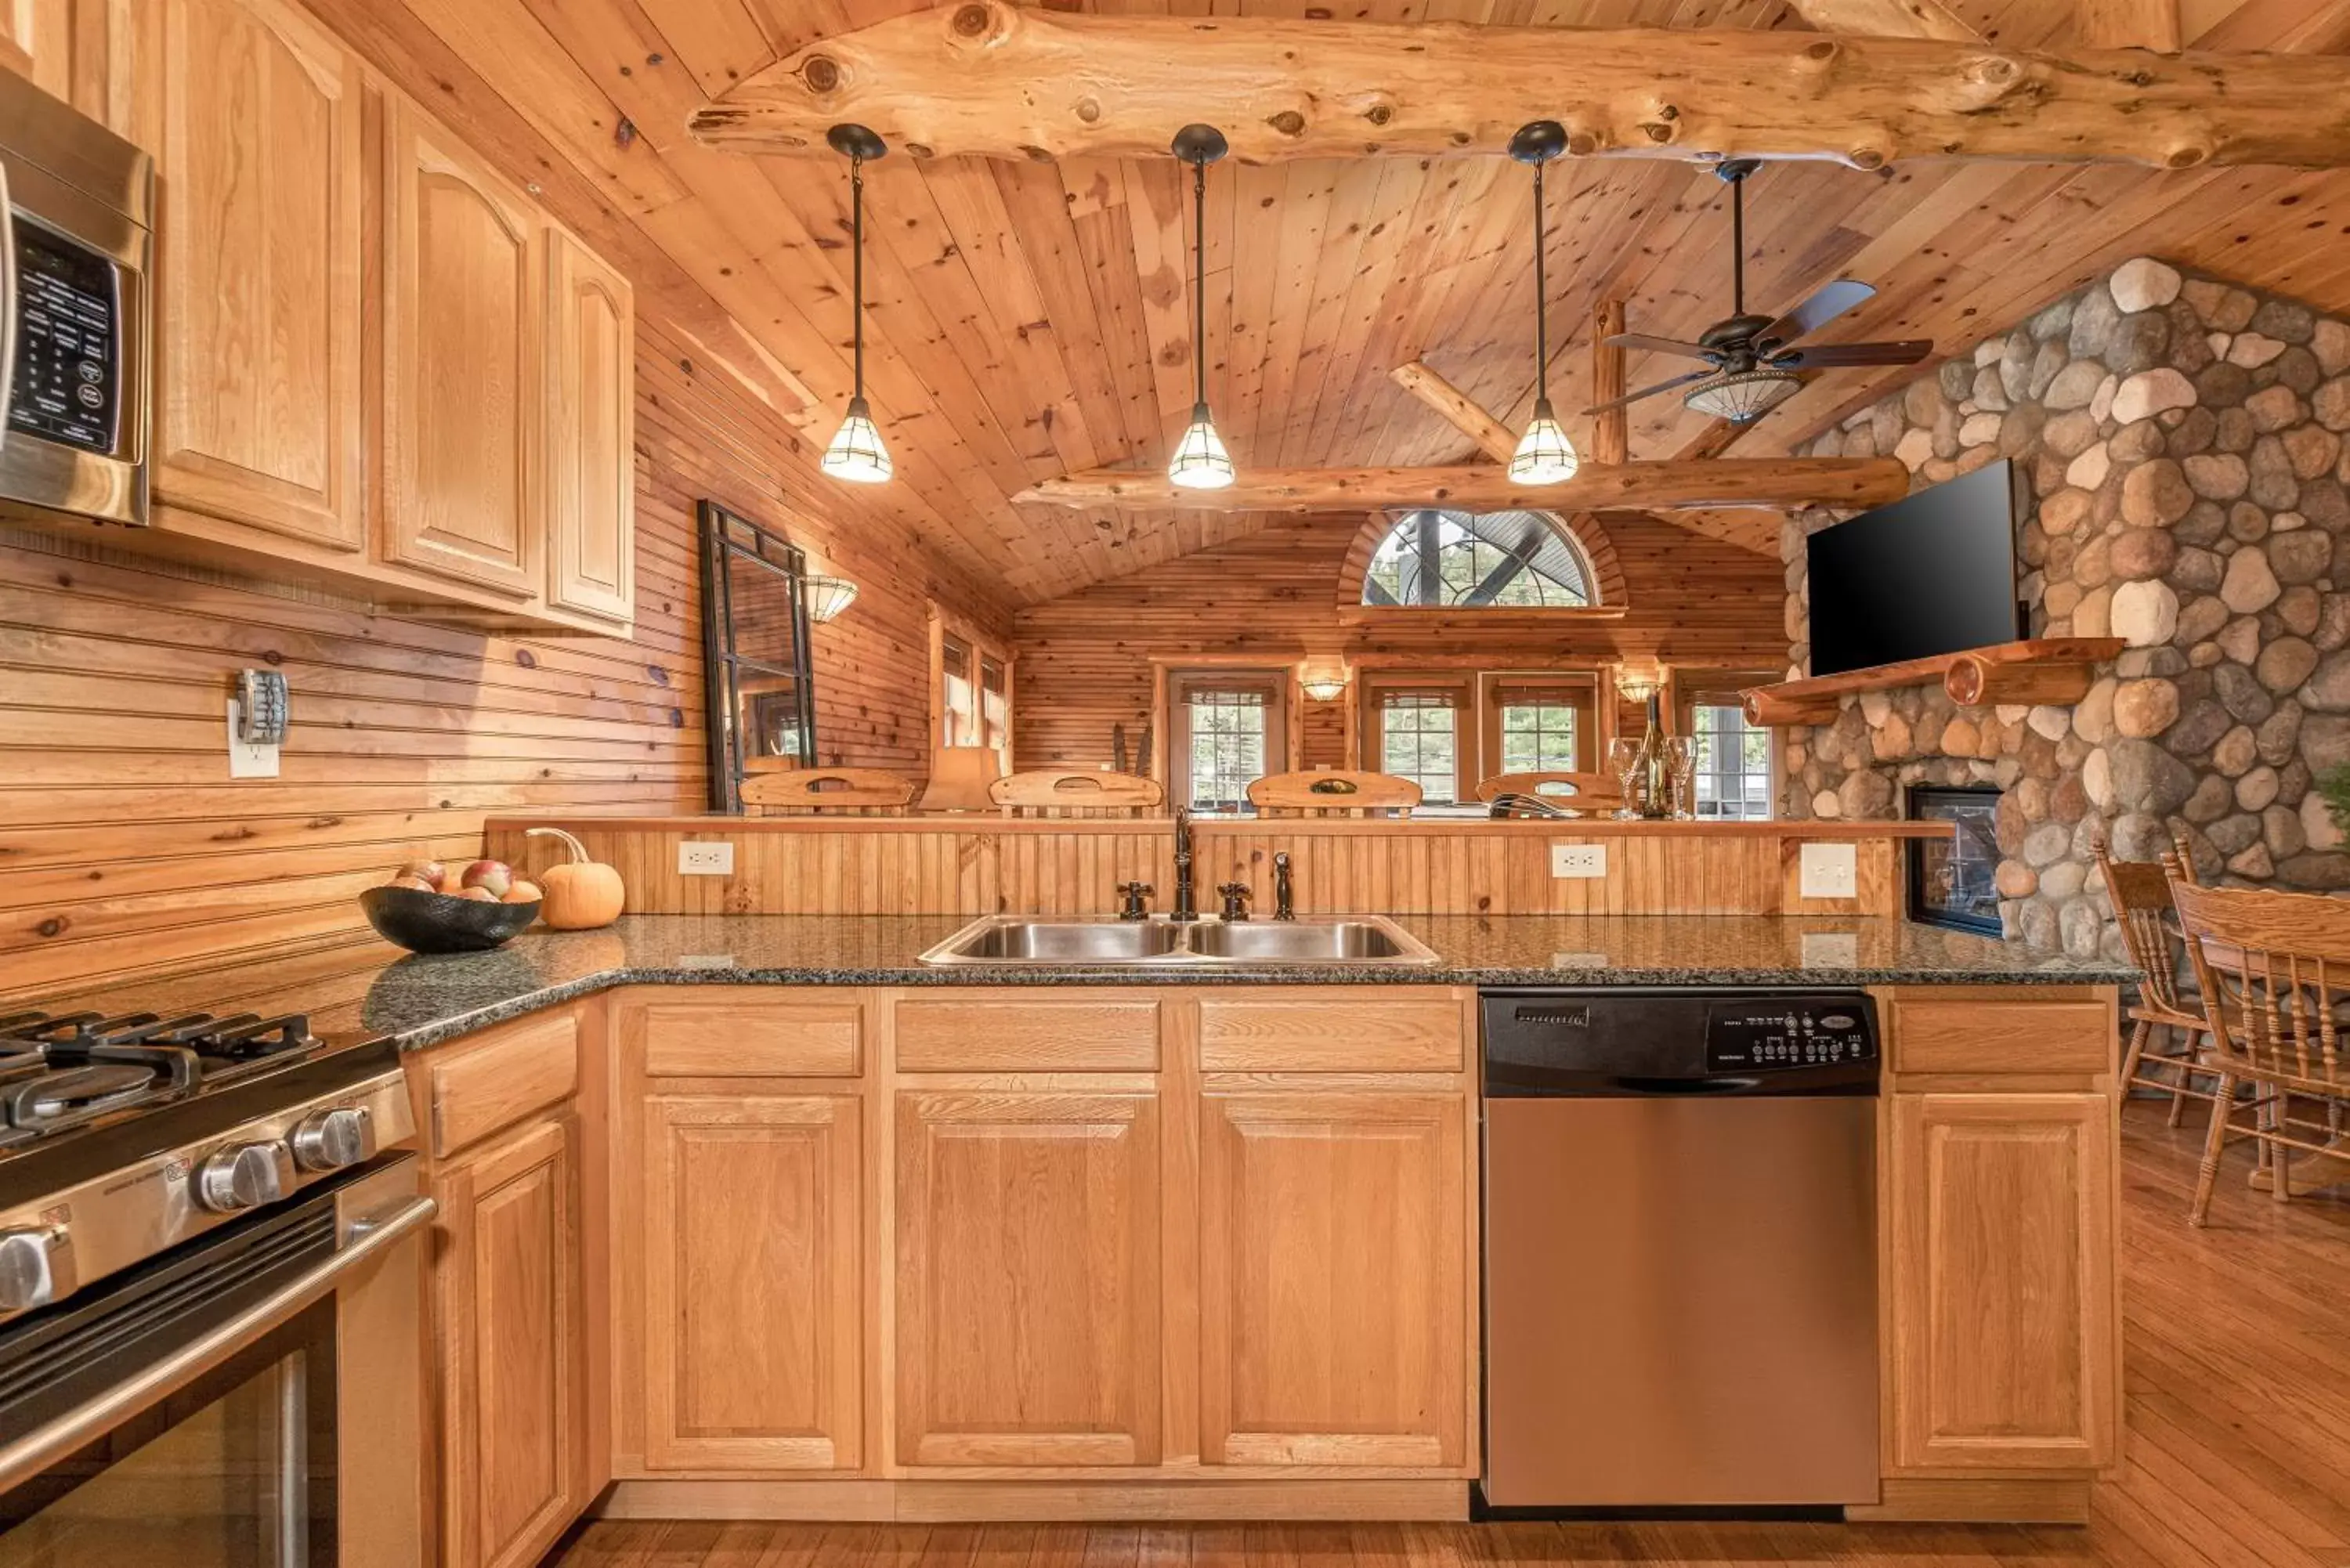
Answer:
[[1361, 509, 1595, 608]]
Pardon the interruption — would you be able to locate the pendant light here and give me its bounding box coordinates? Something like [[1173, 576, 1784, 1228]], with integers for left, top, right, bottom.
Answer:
[[1167, 124, 1234, 490], [1506, 121, 1580, 486], [820, 124, 891, 484]]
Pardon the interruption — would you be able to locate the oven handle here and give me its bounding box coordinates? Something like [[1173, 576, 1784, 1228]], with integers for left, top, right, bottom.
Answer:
[[0, 1193, 436, 1494]]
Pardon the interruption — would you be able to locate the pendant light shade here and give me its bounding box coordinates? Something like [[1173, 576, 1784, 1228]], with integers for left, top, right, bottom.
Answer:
[[1683, 368, 1803, 424], [821, 124, 892, 485], [1506, 121, 1580, 487], [1168, 124, 1233, 490]]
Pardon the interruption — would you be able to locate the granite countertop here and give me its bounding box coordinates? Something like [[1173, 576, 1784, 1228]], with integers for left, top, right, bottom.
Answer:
[[46, 913, 2136, 1056]]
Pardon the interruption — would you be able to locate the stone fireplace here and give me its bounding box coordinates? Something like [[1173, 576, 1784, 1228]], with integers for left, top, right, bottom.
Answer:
[[1780, 258, 2350, 957]]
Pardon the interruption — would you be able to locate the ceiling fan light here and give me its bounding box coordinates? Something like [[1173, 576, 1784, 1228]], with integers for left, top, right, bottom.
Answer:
[[1509, 403, 1580, 485], [803, 574, 859, 623], [819, 397, 893, 483], [1168, 403, 1235, 490], [1683, 368, 1802, 424]]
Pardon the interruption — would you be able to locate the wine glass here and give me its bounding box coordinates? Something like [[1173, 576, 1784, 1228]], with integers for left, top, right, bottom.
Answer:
[[1607, 738, 1643, 819], [1665, 736, 1698, 819]]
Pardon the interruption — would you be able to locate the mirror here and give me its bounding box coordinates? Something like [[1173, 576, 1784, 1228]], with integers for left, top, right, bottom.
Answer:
[[698, 500, 819, 813]]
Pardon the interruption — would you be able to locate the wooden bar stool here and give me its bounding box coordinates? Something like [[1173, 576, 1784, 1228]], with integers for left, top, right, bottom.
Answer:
[[1473, 770, 1625, 817], [989, 769, 1164, 818], [2094, 830, 2210, 1125], [738, 767, 916, 816], [1246, 769, 1421, 819]]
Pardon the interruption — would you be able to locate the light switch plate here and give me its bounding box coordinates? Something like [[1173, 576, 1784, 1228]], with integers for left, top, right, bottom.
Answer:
[[1799, 841, 1859, 900], [1550, 842, 1607, 879], [226, 697, 280, 779], [678, 841, 735, 876]]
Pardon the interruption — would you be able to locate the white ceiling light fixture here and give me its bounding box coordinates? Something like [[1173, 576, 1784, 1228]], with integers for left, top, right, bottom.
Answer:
[[802, 574, 859, 623], [1167, 123, 1235, 491], [1506, 121, 1580, 486], [1684, 367, 1804, 423], [819, 124, 892, 485]]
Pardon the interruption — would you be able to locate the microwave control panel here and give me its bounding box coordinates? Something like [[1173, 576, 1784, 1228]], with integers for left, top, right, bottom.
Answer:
[[9, 222, 121, 456]]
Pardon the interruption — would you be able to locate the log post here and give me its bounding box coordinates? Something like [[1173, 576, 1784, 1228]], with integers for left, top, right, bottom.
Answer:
[[1590, 300, 1629, 467]]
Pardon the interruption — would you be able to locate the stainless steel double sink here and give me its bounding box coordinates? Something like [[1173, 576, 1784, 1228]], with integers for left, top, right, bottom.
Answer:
[[917, 914, 1438, 967]]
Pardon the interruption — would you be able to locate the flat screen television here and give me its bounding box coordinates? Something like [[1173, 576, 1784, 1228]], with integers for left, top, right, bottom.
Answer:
[[1806, 460, 2026, 679]]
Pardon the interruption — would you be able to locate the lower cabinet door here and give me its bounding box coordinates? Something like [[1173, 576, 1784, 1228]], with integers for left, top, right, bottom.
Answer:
[[432, 1113, 585, 1568], [641, 1094, 863, 1471], [894, 1089, 1161, 1467], [1889, 1092, 2118, 1471], [1198, 1089, 1469, 1469]]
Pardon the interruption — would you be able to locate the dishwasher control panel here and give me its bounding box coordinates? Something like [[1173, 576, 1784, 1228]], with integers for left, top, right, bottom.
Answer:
[[1705, 997, 1877, 1072]]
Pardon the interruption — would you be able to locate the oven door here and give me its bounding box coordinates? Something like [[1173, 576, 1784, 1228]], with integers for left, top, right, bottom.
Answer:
[[0, 1158, 431, 1567]]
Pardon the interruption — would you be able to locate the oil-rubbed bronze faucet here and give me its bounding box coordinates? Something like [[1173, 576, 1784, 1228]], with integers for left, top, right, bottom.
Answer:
[[1273, 851, 1295, 920], [1170, 807, 1198, 922], [1217, 882, 1252, 920], [1115, 880, 1153, 920]]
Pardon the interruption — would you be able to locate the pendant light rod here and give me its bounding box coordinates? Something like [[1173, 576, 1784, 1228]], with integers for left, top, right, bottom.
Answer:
[[821, 123, 893, 484], [1191, 155, 1208, 408], [1716, 157, 1761, 320], [1166, 123, 1235, 490], [1506, 121, 1566, 407]]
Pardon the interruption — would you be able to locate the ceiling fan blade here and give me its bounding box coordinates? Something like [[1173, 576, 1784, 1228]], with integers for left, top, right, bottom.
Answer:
[[1772, 339, 1935, 368], [1607, 331, 1718, 363], [1582, 369, 1717, 414], [1756, 280, 1878, 351]]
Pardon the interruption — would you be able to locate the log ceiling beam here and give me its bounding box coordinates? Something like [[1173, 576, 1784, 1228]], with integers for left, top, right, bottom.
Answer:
[[1786, 0, 1979, 41], [1012, 458, 1907, 515], [1389, 361, 1520, 464], [688, 2, 2350, 172]]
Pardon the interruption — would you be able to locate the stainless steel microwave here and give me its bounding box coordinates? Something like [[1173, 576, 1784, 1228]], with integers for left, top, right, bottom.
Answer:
[[0, 70, 150, 527]]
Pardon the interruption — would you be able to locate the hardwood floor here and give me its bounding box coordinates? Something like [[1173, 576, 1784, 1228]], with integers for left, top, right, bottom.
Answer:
[[555, 1100, 2350, 1568]]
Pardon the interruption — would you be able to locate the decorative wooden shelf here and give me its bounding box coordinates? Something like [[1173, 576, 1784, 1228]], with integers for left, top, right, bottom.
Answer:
[[1741, 638, 2127, 728]]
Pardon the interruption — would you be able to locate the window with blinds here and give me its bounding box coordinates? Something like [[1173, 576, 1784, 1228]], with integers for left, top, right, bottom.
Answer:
[[980, 656, 1010, 771], [1692, 703, 1773, 819], [1491, 684, 1582, 774], [939, 634, 975, 747], [1184, 687, 1270, 812], [1378, 691, 1461, 804]]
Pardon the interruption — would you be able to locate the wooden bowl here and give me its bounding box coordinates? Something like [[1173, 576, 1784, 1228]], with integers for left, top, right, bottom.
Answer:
[[360, 886, 541, 954]]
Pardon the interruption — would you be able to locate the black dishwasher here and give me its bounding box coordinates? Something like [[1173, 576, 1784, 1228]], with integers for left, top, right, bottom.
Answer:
[[1477, 988, 1881, 1516]]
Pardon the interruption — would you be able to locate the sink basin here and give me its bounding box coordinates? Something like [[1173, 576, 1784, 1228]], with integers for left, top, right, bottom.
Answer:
[[917, 915, 1437, 967], [1185, 919, 1421, 962]]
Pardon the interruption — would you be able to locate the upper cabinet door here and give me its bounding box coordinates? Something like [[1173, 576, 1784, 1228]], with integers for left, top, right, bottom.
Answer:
[[382, 99, 541, 598], [0, 0, 72, 104], [1888, 1092, 2118, 1472], [544, 229, 634, 627], [132, 0, 366, 549]]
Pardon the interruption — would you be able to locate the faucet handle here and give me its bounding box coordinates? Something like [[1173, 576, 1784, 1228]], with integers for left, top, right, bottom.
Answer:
[[1217, 882, 1253, 920], [1115, 881, 1155, 920]]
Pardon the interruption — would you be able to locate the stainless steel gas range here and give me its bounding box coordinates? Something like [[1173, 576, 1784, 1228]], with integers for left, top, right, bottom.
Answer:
[[0, 1005, 431, 1566]]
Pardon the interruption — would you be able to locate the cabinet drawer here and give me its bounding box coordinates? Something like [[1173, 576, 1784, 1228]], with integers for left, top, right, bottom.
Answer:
[[893, 995, 1159, 1071], [1889, 995, 2112, 1075], [424, 1009, 580, 1158], [620, 992, 862, 1078], [1198, 992, 1466, 1072]]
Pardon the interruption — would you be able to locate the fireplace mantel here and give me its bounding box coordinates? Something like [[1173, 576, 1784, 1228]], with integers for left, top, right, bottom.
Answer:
[[1742, 638, 2126, 727]]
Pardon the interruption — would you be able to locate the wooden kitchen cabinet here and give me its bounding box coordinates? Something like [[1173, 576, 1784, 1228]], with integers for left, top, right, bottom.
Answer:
[[0, 0, 75, 107], [1886, 1091, 2118, 1472], [128, 0, 366, 551], [894, 1087, 1162, 1468], [544, 228, 635, 625], [1198, 1086, 1470, 1469], [638, 1093, 862, 1472], [381, 96, 542, 598], [427, 1110, 591, 1568]]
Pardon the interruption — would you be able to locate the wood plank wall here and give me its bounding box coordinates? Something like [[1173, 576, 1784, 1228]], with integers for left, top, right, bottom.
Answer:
[[1007, 512, 1785, 771], [0, 313, 1007, 1005], [483, 818, 1908, 920]]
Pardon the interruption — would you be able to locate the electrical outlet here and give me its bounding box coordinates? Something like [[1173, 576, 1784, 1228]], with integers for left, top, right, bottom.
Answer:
[[678, 840, 736, 876], [1799, 842, 1859, 900], [1550, 842, 1607, 879], [226, 697, 280, 779]]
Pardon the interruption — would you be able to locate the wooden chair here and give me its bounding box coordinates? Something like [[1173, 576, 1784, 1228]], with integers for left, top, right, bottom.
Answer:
[[738, 767, 916, 816], [2165, 861, 2350, 1225], [2095, 830, 2210, 1125], [917, 746, 1003, 813], [1473, 770, 1625, 815], [989, 769, 1164, 818], [1246, 769, 1421, 819]]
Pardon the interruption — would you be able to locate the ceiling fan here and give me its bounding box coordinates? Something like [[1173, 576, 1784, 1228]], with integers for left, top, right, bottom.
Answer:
[[1585, 159, 1932, 427]]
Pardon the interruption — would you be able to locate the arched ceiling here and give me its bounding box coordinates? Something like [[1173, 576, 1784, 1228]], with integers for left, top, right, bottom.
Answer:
[[316, 0, 2350, 609]]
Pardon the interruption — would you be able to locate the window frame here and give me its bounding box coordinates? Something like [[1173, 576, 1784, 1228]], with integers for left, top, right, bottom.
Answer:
[[1359, 674, 1473, 804], [1167, 668, 1292, 815], [929, 609, 1013, 765], [1672, 667, 1777, 821], [1479, 672, 1600, 779], [1358, 508, 1598, 610]]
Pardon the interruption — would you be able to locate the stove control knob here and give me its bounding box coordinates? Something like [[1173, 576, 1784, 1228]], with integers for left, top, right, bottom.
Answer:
[[0, 1227, 74, 1313], [291, 1107, 376, 1172], [194, 1141, 295, 1213]]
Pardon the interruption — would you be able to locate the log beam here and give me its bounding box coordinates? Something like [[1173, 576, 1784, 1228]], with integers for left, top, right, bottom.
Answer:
[[1012, 458, 1908, 514], [688, 2, 2350, 172], [1589, 300, 1629, 468], [1389, 361, 1519, 464]]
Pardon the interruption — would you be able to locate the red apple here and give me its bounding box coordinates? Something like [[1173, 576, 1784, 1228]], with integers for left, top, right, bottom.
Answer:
[[455, 886, 499, 902], [399, 859, 446, 890], [461, 859, 514, 898]]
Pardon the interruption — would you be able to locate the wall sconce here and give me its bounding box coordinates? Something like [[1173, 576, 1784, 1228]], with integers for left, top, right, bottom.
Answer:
[[803, 574, 859, 623], [1614, 663, 1663, 703], [1300, 665, 1350, 703]]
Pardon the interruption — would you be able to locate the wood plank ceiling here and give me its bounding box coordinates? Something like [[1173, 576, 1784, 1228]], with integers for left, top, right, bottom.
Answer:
[[343, 0, 2350, 605]]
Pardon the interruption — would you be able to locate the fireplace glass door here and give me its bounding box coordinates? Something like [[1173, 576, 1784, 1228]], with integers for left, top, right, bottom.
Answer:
[[1907, 784, 2005, 936]]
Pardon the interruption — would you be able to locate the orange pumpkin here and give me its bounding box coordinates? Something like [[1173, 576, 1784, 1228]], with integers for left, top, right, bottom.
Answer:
[[524, 828, 625, 930]]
